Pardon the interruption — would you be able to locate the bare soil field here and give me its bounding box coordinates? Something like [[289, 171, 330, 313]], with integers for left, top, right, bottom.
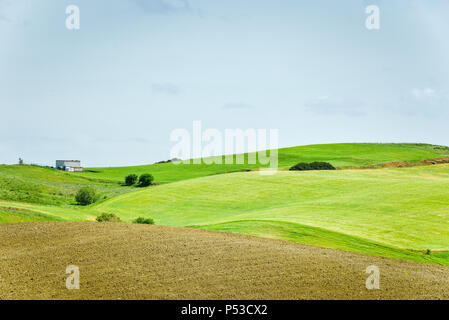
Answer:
[[0, 222, 448, 300]]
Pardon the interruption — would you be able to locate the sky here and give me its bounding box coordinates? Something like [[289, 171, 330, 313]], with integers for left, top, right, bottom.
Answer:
[[0, 0, 448, 167]]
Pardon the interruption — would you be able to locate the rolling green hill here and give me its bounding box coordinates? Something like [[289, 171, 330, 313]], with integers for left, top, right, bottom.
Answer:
[[0, 200, 97, 222], [4, 143, 446, 206], [0, 206, 64, 223], [94, 164, 449, 265], [0, 164, 132, 206], [76, 143, 449, 183], [1, 143, 449, 266]]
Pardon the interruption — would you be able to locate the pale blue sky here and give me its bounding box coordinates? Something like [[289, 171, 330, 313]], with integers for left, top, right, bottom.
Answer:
[[1, 0, 448, 166]]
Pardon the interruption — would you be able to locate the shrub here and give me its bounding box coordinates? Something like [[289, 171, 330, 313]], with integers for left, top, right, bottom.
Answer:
[[310, 162, 336, 170], [96, 213, 121, 222], [75, 187, 98, 206], [138, 173, 154, 187], [289, 161, 336, 171], [289, 162, 311, 171], [425, 249, 432, 255], [133, 217, 155, 225], [125, 174, 138, 186]]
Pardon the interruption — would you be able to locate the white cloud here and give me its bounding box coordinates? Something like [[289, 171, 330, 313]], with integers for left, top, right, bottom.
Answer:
[[411, 88, 436, 99], [392, 88, 449, 117]]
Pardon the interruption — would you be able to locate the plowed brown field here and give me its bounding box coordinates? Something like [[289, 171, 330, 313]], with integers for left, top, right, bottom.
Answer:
[[0, 222, 448, 300]]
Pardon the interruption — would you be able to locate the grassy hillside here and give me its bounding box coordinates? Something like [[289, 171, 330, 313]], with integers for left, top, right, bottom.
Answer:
[[76, 143, 449, 183], [0, 206, 64, 223], [0, 200, 97, 222], [94, 164, 449, 265], [0, 165, 133, 206], [1, 143, 449, 266], [5, 143, 444, 206]]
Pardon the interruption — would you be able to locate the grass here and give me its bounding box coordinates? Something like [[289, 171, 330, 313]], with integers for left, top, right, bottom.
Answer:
[[1, 143, 449, 266], [0, 201, 97, 221], [198, 220, 449, 266], [0, 206, 64, 223], [5, 143, 444, 206], [0, 164, 134, 206], [94, 164, 449, 265], [76, 143, 449, 183]]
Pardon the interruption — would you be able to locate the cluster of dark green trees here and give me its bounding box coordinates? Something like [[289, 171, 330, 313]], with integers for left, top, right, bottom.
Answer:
[[125, 173, 154, 187], [289, 162, 336, 171]]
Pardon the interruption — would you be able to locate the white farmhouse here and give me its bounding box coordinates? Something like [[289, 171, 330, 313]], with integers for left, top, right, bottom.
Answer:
[[56, 160, 83, 172]]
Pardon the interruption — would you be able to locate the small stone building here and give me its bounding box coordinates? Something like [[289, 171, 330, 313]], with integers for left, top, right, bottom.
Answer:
[[55, 160, 83, 172]]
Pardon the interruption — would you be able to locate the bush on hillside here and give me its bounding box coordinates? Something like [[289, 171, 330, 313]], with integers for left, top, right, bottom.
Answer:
[[289, 162, 311, 171], [132, 217, 155, 225], [289, 162, 336, 171], [96, 213, 121, 222], [138, 174, 154, 187], [75, 187, 99, 206], [310, 162, 336, 170], [125, 174, 138, 186]]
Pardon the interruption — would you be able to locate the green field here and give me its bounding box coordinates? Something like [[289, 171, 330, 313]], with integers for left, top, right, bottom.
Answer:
[[0, 206, 64, 223], [93, 165, 449, 265], [1, 143, 449, 266], [0, 164, 133, 206], [75, 143, 449, 183]]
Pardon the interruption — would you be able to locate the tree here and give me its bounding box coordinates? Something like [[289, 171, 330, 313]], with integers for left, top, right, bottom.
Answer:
[[132, 217, 155, 224], [289, 162, 336, 171], [138, 174, 154, 187], [125, 174, 138, 186], [96, 213, 121, 222], [75, 187, 98, 206], [18, 158, 24, 165], [309, 162, 336, 170], [289, 162, 311, 171]]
